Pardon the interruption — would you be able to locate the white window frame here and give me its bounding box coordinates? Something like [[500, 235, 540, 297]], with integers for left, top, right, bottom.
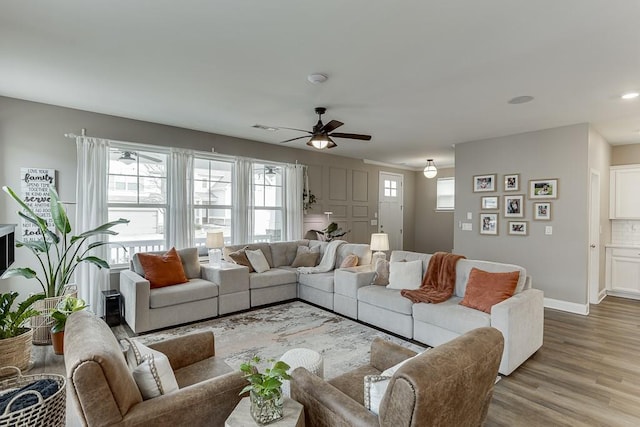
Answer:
[[250, 163, 285, 243], [436, 177, 455, 211]]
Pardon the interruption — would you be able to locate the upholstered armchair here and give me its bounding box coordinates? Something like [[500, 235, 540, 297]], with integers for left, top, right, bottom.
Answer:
[[64, 310, 247, 427], [291, 327, 503, 427]]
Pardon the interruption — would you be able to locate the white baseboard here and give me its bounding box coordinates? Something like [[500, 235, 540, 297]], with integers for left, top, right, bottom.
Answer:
[[544, 298, 589, 315], [606, 289, 640, 301]]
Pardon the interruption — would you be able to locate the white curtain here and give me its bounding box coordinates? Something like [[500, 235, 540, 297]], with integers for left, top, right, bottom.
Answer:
[[168, 148, 194, 249], [233, 159, 253, 244], [285, 164, 304, 240], [75, 136, 110, 316]]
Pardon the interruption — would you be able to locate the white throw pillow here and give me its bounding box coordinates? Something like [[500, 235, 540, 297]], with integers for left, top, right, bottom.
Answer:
[[364, 354, 420, 414], [386, 260, 423, 290], [132, 353, 179, 400], [125, 339, 179, 400], [245, 248, 271, 273]]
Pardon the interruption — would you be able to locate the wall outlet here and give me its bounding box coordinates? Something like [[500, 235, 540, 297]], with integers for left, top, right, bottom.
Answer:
[[545, 226, 553, 235], [371, 219, 377, 226], [462, 223, 473, 231], [467, 212, 473, 220]]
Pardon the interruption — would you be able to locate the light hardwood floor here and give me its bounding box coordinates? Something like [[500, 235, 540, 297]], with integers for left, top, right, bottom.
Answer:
[[30, 296, 640, 426], [487, 296, 640, 427]]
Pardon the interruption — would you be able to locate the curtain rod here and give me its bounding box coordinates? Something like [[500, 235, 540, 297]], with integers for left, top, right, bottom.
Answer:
[[64, 129, 306, 168]]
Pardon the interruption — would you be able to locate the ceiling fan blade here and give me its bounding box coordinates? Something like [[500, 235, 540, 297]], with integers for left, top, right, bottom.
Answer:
[[320, 120, 343, 133], [329, 132, 372, 141], [277, 127, 313, 134], [280, 136, 309, 144]]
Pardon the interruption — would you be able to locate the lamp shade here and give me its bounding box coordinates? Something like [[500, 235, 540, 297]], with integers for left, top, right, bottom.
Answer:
[[206, 231, 224, 249], [370, 233, 389, 251], [423, 159, 437, 179], [310, 134, 330, 149]]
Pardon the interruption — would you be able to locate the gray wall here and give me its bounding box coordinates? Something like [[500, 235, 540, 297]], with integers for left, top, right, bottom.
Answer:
[[0, 96, 416, 296], [611, 144, 640, 165], [454, 124, 590, 306], [413, 167, 455, 253], [588, 126, 612, 296]]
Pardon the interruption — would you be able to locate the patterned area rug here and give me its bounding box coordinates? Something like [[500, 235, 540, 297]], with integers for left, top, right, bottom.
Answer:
[[129, 301, 426, 379]]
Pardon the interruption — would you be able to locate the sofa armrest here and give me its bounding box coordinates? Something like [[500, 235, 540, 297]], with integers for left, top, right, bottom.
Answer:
[[202, 262, 250, 295], [119, 269, 151, 334], [370, 337, 417, 372], [148, 331, 216, 370], [491, 288, 544, 375], [122, 370, 247, 427], [334, 266, 376, 299], [290, 367, 378, 427]]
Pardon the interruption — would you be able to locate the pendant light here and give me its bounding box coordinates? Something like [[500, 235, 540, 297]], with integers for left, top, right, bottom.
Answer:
[[423, 159, 438, 179]]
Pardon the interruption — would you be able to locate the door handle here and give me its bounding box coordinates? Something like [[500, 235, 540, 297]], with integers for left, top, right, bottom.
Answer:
[[590, 244, 596, 248]]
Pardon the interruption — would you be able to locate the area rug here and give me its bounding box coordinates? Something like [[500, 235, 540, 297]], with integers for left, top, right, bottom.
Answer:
[[128, 301, 427, 379]]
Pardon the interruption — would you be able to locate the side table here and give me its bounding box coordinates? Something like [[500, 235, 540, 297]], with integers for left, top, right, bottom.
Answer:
[[225, 397, 304, 427]]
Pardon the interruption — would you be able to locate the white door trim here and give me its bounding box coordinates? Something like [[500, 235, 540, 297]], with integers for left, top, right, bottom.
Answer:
[[588, 168, 601, 306]]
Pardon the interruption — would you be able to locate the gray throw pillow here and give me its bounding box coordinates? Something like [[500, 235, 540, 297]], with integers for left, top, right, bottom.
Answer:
[[177, 247, 200, 279]]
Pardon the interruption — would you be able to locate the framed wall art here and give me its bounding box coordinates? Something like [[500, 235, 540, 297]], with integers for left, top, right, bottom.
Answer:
[[480, 213, 498, 235], [508, 221, 528, 236], [534, 202, 552, 220], [529, 178, 558, 199], [504, 173, 520, 192], [473, 174, 496, 192], [504, 194, 524, 218], [481, 196, 499, 210]]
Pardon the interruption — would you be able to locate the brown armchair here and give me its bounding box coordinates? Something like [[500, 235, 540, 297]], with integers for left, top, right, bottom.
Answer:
[[291, 327, 503, 427], [64, 310, 247, 427]]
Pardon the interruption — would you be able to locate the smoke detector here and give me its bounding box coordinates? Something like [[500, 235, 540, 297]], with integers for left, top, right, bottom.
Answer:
[[307, 73, 328, 84]]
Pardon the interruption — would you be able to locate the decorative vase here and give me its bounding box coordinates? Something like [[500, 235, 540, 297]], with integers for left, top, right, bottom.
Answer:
[[51, 330, 64, 355], [31, 286, 76, 345], [250, 389, 284, 425], [0, 328, 33, 372]]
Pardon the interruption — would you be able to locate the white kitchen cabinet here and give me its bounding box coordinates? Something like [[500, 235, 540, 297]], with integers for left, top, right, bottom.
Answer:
[[610, 165, 640, 219], [606, 247, 640, 299]]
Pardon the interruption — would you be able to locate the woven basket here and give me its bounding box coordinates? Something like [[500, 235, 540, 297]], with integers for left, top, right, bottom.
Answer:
[[0, 329, 33, 372], [31, 286, 77, 345], [0, 366, 66, 427]]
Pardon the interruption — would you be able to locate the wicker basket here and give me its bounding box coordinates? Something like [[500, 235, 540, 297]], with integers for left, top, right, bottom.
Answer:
[[31, 286, 77, 345], [0, 366, 66, 427], [0, 329, 33, 372]]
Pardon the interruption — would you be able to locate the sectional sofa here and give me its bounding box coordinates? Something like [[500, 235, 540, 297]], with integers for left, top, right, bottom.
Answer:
[[120, 240, 543, 375]]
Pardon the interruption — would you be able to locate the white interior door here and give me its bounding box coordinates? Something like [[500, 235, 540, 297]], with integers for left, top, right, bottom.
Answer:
[[379, 172, 403, 251], [589, 169, 601, 305]]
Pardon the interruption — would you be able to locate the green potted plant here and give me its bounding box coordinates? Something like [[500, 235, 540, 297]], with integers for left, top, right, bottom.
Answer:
[[240, 356, 291, 425], [0, 292, 44, 371], [310, 222, 350, 242], [49, 295, 88, 355], [1, 185, 128, 344]]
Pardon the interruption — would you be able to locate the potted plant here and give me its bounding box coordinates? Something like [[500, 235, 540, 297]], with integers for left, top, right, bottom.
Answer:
[[1, 185, 128, 344], [239, 356, 291, 425], [49, 295, 88, 355], [310, 222, 350, 242], [0, 292, 44, 371]]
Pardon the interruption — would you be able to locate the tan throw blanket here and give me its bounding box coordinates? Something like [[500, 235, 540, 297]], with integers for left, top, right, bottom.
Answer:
[[400, 252, 466, 304]]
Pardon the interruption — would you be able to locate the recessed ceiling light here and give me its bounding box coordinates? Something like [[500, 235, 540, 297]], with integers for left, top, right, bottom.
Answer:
[[621, 92, 639, 100], [252, 124, 279, 131], [508, 96, 534, 104], [307, 73, 328, 84]]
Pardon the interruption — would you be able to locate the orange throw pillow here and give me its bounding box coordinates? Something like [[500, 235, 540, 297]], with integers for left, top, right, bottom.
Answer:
[[137, 247, 188, 289], [459, 268, 519, 313]]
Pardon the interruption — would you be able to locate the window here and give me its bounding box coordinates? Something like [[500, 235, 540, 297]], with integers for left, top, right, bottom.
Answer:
[[436, 177, 455, 210], [108, 148, 168, 264], [384, 179, 397, 197], [193, 157, 233, 249], [251, 163, 284, 242]]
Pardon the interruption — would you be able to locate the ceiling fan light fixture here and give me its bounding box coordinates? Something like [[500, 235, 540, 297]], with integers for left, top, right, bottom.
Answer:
[[310, 134, 330, 149], [423, 159, 438, 179], [119, 152, 136, 165]]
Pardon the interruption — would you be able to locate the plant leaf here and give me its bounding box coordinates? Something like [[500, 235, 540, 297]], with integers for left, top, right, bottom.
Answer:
[[1, 268, 38, 280], [78, 256, 110, 269], [50, 187, 71, 234], [3, 186, 49, 230]]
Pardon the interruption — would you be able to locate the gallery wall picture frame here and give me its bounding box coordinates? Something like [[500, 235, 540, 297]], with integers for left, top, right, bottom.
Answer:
[[508, 221, 528, 236], [529, 178, 558, 199], [480, 213, 498, 235], [481, 196, 499, 210], [473, 174, 497, 192], [504, 194, 525, 218], [504, 173, 520, 192], [533, 202, 552, 220]]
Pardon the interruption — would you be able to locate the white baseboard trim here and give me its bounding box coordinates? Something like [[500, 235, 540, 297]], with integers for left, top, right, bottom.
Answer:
[[544, 298, 589, 315], [606, 289, 640, 301]]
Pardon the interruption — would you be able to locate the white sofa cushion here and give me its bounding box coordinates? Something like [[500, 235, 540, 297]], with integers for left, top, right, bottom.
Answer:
[[249, 268, 297, 289], [387, 260, 422, 290], [298, 271, 335, 292], [412, 297, 490, 334], [358, 286, 413, 315], [149, 278, 219, 309], [246, 249, 271, 273]]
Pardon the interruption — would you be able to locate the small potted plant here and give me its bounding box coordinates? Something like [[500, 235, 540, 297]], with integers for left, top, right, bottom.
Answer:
[[0, 292, 44, 371], [49, 296, 88, 355], [239, 356, 291, 425]]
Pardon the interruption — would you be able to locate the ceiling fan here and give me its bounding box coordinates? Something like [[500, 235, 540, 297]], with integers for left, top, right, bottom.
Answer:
[[110, 150, 162, 165], [279, 107, 372, 149]]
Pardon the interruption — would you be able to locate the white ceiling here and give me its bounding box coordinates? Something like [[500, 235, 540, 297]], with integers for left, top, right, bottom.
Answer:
[[1, 0, 639, 169]]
